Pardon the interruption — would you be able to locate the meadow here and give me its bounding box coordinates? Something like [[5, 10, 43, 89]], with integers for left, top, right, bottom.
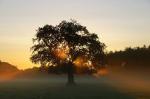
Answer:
[[0, 73, 149, 99]]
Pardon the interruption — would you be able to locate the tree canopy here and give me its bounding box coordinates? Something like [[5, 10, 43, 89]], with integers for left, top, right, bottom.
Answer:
[[30, 20, 105, 73]]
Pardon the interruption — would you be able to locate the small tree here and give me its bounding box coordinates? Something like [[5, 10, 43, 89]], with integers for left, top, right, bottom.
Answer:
[[30, 20, 105, 85]]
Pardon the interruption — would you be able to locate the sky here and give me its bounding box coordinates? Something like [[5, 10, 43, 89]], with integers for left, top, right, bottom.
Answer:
[[0, 0, 150, 69]]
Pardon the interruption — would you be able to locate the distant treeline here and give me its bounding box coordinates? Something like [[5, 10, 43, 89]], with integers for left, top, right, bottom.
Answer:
[[106, 45, 150, 69]]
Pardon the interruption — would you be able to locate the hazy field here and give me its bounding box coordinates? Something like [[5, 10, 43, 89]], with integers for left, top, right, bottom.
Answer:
[[0, 72, 150, 99], [0, 77, 132, 99]]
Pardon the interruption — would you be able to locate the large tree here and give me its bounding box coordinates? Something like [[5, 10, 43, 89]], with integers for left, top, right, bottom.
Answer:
[[30, 20, 105, 85]]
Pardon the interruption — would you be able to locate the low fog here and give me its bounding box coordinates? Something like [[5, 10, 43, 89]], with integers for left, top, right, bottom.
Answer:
[[0, 66, 149, 99]]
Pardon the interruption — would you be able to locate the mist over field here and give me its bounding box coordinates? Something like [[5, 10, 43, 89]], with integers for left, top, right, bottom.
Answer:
[[0, 65, 150, 99]]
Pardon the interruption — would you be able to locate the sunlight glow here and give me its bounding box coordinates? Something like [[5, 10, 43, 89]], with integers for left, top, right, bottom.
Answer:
[[94, 68, 109, 77], [54, 49, 68, 60], [54, 44, 69, 60], [73, 56, 92, 67]]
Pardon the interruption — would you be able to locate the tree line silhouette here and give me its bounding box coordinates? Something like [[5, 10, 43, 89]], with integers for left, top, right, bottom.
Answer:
[[106, 45, 150, 70]]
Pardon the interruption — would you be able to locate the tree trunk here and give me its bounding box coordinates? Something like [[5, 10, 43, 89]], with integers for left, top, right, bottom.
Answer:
[[67, 62, 75, 85]]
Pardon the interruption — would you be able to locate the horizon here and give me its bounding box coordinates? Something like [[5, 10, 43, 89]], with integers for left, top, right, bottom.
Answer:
[[0, 0, 150, 69]]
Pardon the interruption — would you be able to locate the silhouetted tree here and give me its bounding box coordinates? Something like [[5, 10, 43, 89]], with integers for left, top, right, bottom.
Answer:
[[30, 20, 105, 85]]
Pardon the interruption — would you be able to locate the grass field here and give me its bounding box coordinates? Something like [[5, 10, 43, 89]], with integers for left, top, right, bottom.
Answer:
[[0, 76, 146, 99], [0, 73, 149, 99]]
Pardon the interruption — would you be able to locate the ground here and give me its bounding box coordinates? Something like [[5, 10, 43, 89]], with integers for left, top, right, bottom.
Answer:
[[0, 74, 149, 99]]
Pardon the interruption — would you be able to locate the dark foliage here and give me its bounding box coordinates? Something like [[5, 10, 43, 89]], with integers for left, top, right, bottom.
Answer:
[[106, 45, 150, 69], [30, 20, 105, 67]]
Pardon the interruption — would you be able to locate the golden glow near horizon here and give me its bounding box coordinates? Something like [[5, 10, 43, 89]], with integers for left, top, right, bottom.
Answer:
[[0, 0, 150, 69]]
